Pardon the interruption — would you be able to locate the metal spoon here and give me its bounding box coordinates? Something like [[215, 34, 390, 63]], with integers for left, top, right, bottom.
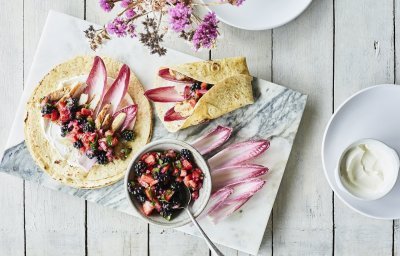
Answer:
[[182, 187, 224, 256]]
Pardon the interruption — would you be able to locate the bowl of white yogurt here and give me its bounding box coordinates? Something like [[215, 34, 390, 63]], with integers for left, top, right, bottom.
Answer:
[[335, 139, 400, 201]]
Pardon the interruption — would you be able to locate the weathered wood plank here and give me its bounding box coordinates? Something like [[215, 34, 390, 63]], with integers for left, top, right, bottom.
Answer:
[[212, 22, 272, 256], [84, 3, 149, 255], [334, 0, 394, 255], [23, 1, 86, 255], [272, 0, 333, 255], [0, 2, 24, 255]]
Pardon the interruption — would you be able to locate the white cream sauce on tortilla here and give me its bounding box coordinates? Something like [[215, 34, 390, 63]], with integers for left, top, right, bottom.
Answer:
[[40, 75, 134, 170]]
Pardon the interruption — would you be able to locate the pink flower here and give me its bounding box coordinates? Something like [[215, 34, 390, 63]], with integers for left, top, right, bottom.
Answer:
[[127, 24, 137, 38], [106, 17, 128, 37], [192, 12, 219, 50], [168, 3, 192, 32], [99, 0, 114, 12], [125, 8, 136, 19], [120, 0, 133, 8]]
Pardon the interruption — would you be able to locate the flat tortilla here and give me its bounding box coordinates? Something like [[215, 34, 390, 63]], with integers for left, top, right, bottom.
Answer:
[[24, 56, 152, 189], [155, 57, 254, 132]]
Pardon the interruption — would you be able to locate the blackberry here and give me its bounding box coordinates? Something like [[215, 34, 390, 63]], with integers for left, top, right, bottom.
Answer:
[[82, 121, 95, 133], [133, 161, 147, 177], [129, 185, 146, 203], [73, 140, 83, 149], [190, 81, 201, 91], [60, 123, 70, 137], [155, 172, 170, 185], [180, 149, 193, 160], [41, 103, 55, 115], [121, 130, 135, 141], [77, 117, 87, 125], [66, 97, 79, 112], [96, 151, 108, 165], [206, 84, 213, 90]]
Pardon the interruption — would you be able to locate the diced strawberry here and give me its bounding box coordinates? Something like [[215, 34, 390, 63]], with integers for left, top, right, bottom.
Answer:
[[200, 82, 207, 90], [183, 174, 192, 187], [180, 169, 187, 177], [153, 199, 162, 212], [175, 177, 183, 182], [173, 168, 180, 176], [144, 154, 156, 166], [50, 109, 59, 121], [181, 159, 193, 170], [191, 191, 199, 200], [192, 169, 201, 181], [161, 165, 170, 174], [188, 180, 197, 189], [140, 174, 155, 186], [80, 108, 93, 116], [145, 188, 153, 200], [141, 152, 150, 161], [164, 190, 174, 201], [43, 114, 51, 119], [142, 201, 154, 216]]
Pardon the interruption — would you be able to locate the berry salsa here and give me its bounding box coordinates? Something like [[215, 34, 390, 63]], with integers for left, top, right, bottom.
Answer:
[[128, 148, 204, 220], [41, 96, 134, 165]]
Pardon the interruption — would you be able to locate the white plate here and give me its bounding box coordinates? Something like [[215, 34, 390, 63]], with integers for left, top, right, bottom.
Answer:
[[322, 84, 400, 219], [202, 0, 312, 30]]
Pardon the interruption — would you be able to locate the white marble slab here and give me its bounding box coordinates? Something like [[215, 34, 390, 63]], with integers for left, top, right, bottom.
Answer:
[[0, 11, 307, 255]]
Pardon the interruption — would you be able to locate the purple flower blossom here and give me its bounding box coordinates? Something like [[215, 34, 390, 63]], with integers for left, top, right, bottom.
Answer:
[[192, 12, 219, 50], [234, 0, 245, 6], [125, 8, 136, 19], [106, 17, 128, 37], [168, 3, 192, 33], [120, 0, 132, 8], [99, 0, 114, 12], [127, 24, 137, 38]]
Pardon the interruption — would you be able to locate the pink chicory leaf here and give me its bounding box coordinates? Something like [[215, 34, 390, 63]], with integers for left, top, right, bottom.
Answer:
[[190, 125, 232, 155], [164, 106, 187, 122], [113, 104, 138, 131], [207, 140, 270, 169], [158, 68, 193, 83], [84, 56, 107, 113], [101, 64, 130, 114], [144, 86, 185, 102]]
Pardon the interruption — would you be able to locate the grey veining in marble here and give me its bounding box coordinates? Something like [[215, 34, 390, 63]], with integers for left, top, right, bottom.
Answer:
[[0, 11, 307, 255]]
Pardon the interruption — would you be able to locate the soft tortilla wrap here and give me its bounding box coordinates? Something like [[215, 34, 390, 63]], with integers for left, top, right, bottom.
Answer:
[[155, 57, 254, 132], [24, 56, 152, 189]]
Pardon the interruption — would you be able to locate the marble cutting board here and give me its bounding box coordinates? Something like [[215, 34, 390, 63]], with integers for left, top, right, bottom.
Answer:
[[0, 11, 307, 255]]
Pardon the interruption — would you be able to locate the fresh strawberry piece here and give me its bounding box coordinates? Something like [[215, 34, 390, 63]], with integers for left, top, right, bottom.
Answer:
[[181, 159, 193, 170], [141, 152, 150, 161], [142, 201, 154, 216], [188, 180, 197, 189], [50, 110, 59, 121], [164, 190, 175, 201], [144, 154, 156, 166], [43, 114, 51, 119], [80, 108, 93, 116], [191, 191, 199, 200], [140, 174, 155, 185], [145, 188, 154, 200], [200, 82, 207, 90], [173, 168, 180, 176], [161, 165, 170, 174], [183, 174, 192, 187], [175, 177, 183, 182], [180, 169, 187, 177]]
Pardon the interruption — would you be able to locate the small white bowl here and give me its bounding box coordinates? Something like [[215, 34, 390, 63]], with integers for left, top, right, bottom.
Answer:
[[335, 138, 400, 201], [124, 139, 212, 228]]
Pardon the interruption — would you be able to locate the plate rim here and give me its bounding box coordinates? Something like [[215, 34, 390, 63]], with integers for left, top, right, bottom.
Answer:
[[203, 0, 313, 31], [321, 83, 398, 220]]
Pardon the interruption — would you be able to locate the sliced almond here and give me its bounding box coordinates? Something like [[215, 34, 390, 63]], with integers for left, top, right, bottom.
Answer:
[[79, 93, 89, 105], [111, 112, 126, 131], [101, 114, 112, 130], [47, 88, 67, 101], [95, 104, 110, 129]]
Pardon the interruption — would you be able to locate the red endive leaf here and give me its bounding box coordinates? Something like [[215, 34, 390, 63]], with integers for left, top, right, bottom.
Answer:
[[208, 140, 270, 169], [191, 125, 232, 155], [208, 178, 266, 224], [84, 56, 107, 112], [159, 68, 193, 83], [101, 64, 130, 115], [164, 106, 187, 122], [113, 104, 138, 131], [211, 164, 268, 191], [144, 86, 185, 102], [198, 187, 233, 220]]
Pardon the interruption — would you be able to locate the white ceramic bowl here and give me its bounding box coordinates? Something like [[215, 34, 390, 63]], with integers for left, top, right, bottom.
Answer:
[[335, 138, 400, 201], [124, 139, 212, 228]]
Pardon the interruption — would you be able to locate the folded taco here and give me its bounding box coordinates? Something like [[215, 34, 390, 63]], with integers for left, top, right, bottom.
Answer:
[[144, 57, 254, 132], [25, 56, 152, 189]]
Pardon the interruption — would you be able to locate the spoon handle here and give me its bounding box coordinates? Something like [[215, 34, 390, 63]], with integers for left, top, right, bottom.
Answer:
[[186, 208, 224, 256]]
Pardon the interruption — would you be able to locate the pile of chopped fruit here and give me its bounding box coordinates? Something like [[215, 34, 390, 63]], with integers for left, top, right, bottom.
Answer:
[[128, 148, 204, 220], [41, 96, 135, 165]]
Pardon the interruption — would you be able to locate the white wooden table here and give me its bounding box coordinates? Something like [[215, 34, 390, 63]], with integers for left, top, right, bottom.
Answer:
[[0, 0, 397, 255]]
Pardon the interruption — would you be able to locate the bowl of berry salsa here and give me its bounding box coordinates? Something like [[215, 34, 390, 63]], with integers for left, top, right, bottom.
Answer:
[[125, 139, 211, 228]]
